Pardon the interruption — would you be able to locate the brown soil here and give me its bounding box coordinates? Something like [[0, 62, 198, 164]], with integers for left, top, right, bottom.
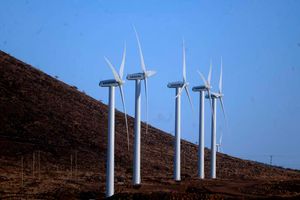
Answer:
[[0, 50, 300, 199]]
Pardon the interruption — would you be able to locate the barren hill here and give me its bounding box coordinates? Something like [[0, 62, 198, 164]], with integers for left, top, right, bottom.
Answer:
[[0, 50, 300, 199]]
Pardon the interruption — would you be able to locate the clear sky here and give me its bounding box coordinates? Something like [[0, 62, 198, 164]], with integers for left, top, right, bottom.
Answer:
[[1, 0, 300, 169]]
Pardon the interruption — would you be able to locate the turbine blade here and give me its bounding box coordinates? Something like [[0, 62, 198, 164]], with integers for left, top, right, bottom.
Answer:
[[184, 85, 194, 112], [118, 85, 130, 151], [104, 56, 120, 82], [219, 97, 227, 124], [219, 57, 223, 93], [146, 70, 156, 78], [197, 70, 208, 86], [220, 96, 229, 136], [208, 60, 212, 85], [219, 132, 223, 146], [119, 42, 126, 79], [182, 39, 186, 82], [207, 90, 214, 118], [144, 78, 149, 135], [133, 25, 146, 72]]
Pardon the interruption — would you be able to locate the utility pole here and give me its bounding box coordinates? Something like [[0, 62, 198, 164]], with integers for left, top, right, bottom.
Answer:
[[21, 156, 24, 187], [32, 151, 35, 177], [70, 154, 73, 179], [270, 155, 273, 165], [38, 151, 41, 180], [75, 150, 78, 180]]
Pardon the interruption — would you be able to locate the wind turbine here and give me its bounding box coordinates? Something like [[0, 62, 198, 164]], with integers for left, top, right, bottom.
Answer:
[[216, 133, 223, 153], [207, 57, 226, 179], [192, 61, 213, 179], [99, 44, 129, 197], [127, 27, 156, 185], [167, 40, 193, 181]]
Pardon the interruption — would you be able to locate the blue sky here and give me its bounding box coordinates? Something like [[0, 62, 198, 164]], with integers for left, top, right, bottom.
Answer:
[[1, 0, 300, 169]]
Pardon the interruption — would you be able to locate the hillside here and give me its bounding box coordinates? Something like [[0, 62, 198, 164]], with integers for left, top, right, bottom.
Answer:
[[0, 50, 300, 199]]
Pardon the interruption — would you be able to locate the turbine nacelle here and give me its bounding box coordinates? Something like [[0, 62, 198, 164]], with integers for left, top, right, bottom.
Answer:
[[192, 85, 211, 92], [99, 79, 120, 87], [167, 81, 185, 88], [206, 92, 224, 99], [127, 73, 145, 80], [126, 71, 156, 80]]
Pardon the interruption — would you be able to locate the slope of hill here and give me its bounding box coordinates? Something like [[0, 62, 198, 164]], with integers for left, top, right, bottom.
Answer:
[[0, 50, 300, 199]]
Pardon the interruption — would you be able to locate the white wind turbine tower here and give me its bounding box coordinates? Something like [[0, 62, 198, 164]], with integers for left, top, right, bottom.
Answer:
[[127, 27, 156, 185], [167, 40, 193, 181], [207, 57, 226, 179], [192, 61, 213, 179], [99, 44, 129, 197]]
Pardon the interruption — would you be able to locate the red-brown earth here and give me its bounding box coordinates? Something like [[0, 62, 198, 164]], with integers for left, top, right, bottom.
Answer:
[[0, 50, 300, 199]]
